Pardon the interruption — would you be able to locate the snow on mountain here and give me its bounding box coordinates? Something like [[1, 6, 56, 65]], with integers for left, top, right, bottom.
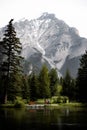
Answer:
[[0, 12, 87, 77]]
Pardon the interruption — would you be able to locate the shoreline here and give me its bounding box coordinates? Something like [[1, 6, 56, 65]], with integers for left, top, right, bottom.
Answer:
[[0, 102, 87, 108]]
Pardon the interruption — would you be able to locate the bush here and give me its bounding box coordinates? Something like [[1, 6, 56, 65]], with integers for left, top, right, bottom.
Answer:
[[52, 96, 58, 103], [14, 97, 25, 108], [57, 96, 63, 103], [63, 96, 69, 103], [52, 96, 69, 104]]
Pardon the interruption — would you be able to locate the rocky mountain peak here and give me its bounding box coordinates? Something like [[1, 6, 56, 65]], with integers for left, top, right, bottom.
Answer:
[[0, 13, 87, 77], [38, 12, 56, 20]]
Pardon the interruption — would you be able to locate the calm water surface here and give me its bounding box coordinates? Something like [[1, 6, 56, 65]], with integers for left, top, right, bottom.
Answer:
[[0, 106, 87, 130]]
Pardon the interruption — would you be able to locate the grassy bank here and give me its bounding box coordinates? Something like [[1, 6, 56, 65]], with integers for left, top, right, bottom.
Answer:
[[1, 98, 87, 109], [0, 98, 25, 108], [0, 104, 15, 108], [0, 103, 26, 108], [45, 102, 87, 109]]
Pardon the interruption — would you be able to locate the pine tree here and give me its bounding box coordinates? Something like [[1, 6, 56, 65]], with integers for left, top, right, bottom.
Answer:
[[29, 73, 39, 101], [62, 69, 76, 101], [49, 68, 59, 97], [62, 69, 72, 99], [76, 50, 87, 102], [21, 75, 30, 101], [39, 65, 51, 99], [0, 19, 23, 103]]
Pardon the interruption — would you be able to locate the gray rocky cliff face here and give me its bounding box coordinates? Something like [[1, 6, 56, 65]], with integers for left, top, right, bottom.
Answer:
[[0, 12, 87, 77]]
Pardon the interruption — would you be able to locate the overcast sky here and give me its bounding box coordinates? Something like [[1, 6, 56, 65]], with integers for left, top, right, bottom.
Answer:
[[0, 0, 87, 38]]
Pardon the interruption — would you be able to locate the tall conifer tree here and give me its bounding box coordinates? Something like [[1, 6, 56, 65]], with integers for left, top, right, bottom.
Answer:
[[76, 50, 87, 102], [29, 73, 39, 101], [62, 70, 72, 98], [49, 68, 59, 96], [0, 19, 23, 103], [62, 69, 76, 101], [39, 65, 51, 99]]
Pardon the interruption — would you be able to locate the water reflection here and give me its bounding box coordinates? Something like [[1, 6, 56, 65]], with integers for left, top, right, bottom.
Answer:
[[0, 107, 87, 130]]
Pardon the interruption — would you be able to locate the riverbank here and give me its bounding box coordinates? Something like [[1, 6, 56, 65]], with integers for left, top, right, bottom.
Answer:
[[0, 104, 15, 108], [0, 102, 87, 109], [45, 102, 87, 109]]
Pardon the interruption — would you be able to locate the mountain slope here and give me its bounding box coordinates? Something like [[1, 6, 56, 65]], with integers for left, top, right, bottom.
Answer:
[[0, 12, 87, 77]]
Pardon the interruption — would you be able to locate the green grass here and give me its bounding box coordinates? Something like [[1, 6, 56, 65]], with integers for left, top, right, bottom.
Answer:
[[45, 102, 87, 109], [0, 104, 14, 108], [1, 99, 87, 109], [60, 102, 82, 106], [36, 99, 45, 104]]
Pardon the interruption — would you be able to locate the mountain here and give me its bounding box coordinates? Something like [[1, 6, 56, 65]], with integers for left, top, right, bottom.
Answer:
[[0, 12, 87, 77]]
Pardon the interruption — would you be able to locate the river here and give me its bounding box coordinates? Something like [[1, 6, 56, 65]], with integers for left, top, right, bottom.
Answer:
[[0, 106, 87, 130]]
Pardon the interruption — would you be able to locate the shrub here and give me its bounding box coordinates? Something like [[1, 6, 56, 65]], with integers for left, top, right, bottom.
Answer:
[[14, 97, 25, 108], [57, 96, 69, 103], [52, 96, 69, 104], [52, 96, 58, 103]]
